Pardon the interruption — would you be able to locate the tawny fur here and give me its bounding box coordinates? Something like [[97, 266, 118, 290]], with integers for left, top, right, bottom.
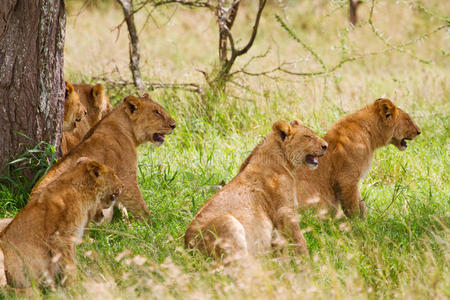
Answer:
[[0, 159, 122, 288], [0, 218, 12, 233], [30, 93, 176, 220], [62, 83, 113, 154], [296, 98, 421, 217], [185, 120, 328, 261], [61, 82, 87, 154]]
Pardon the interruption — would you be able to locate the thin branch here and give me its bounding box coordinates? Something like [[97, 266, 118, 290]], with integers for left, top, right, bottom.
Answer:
[[94, 77, 203, 93], [116, 0, 145, 91], [368, 0, 441, 64], [239, 12, 446, 79], [220, 0, 267, 79], [217, 0, 240, 62], [275, 15, 326, 71], [135, 0, 216, 13], [233, 0, 266, 57]]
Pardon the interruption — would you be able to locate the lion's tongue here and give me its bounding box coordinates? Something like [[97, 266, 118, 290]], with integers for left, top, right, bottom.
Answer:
[[306, 155, 318, 166]]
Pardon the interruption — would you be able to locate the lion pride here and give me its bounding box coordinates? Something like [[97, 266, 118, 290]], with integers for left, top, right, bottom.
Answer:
[[296, 98, 421, 217], [185, 120, 328, 262], [30, 93, 176, 220], [0, 158, 122, 288]]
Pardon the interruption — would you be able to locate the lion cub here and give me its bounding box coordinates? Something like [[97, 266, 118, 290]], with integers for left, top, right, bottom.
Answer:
[[62, 82, 87, 154], [296, 98, 421, 217], [0, 158, 122, 288], [31, 93, 176, 220], [185, 120, 328, 261], [62, 83, 113, 154]]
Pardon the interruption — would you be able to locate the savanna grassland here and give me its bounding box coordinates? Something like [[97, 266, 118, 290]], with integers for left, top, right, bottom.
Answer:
[[1, 0, 449, 299]]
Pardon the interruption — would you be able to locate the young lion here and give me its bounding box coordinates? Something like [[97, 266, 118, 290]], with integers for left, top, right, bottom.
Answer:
[[0, 218, 12, 233], [0, 158, 122, 288], [296, 98, 421, 217], [185, 120, 328, 261], [31, 93, 176, 220], [62, 82, 87, 154], [62, 83, 113, 154], [62, 82, 87, 132]]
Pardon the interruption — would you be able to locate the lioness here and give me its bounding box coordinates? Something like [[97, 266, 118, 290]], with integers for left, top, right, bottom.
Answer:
[[0, 158, 122, 288], [296, 98, 421, 217], [31, 93, 176, 220], [185, 120, 328, 261], [63, 83, 113, 154]]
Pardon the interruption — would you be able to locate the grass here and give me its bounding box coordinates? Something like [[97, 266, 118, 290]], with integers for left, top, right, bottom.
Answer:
[[1, 0, 449, 298]]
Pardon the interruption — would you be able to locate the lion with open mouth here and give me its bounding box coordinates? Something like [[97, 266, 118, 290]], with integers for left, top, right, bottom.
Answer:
[[296, 98, 421, 218], [185, 120, 327, 262]]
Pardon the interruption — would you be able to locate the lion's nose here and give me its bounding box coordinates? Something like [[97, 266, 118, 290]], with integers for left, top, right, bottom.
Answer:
[[170, 123, 176, 130], [416, 130, 421, 135], [321, 143, 328, 150]]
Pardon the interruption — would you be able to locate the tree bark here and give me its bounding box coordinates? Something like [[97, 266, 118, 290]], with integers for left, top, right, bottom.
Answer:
[[0, 0, 66, 173]]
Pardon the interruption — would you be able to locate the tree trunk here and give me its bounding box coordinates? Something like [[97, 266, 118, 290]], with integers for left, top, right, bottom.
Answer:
[[0, 0, 66, 173]]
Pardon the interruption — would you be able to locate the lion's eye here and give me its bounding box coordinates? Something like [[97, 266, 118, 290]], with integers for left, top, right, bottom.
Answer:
[[304, 135, 313, 139], [154, 110, 161, 116]]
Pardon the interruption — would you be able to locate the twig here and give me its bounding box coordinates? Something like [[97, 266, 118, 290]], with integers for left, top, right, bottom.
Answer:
[[94, 77, 203, 93], [275, 15, 327, 71], [368, 0, 441, 64], [237, 12, 446, 79]]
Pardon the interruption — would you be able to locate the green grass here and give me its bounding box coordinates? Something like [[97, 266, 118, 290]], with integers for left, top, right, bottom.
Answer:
[[1, 0, 449, 298]]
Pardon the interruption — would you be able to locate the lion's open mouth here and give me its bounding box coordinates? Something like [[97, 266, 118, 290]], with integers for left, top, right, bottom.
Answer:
[[305, 155, 319, 170], [153, 133, 165, 143], [398, 137, 412, 150]]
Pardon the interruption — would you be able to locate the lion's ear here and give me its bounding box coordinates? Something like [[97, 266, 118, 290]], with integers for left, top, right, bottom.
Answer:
[[272, 120, 291, 142], [86, 161, 106, 181], [376, 98, 395, 119], [65, 82, 74, 99], [124, 95, 142, 117], [76, 157, 89, 165], [92, 84, 105, 108], [290, 119, 302, 127], [142, 93, 151, 100]]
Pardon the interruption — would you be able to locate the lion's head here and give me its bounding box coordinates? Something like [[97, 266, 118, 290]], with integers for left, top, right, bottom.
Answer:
[[375, 98, 421, 151], [75, 158, 123, 223], [75, 83, 112, 124], [64, 82, 87, 132], [122, 93, 176, 146], [272, 120, 328, 170]]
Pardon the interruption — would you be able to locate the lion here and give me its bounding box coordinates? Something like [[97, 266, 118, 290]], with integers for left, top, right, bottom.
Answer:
[[296, 98, 421, 217], [62, 83, 113, 154], [30, 93, 176, 221], [62, 82, 86, 132], [185, 120, 328, 262], [61, 82, 87, 154], [0, 218, 12, 233], [0, 158, 122, 288]]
